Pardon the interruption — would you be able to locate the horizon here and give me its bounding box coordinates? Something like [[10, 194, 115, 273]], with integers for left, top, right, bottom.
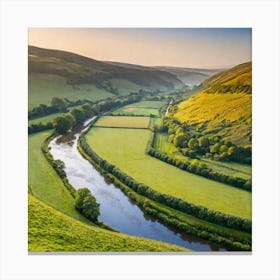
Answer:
[[28, 28, 252, 69]]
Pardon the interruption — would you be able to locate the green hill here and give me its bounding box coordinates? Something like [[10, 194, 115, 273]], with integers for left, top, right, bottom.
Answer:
[[174, 62, 252, 146], [28, 194, 188, 252], [28, 46, 184, 109]]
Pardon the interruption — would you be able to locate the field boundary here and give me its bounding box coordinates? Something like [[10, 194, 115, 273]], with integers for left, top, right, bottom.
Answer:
[[147, 133, 251, 192], [77, 130, 251, 250], [79, 128, 251, 233], [93, 125, 149, 130]]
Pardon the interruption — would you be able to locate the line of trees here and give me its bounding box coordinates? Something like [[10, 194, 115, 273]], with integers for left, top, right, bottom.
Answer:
[[104, 173, 250, 251], [28, 97, 94, 119], [148, 147, 251, 191], [79, 134, 251, 233], [41, 134, 76, 198], [28, 93, 143, 134], [28, 122, 53, 134]]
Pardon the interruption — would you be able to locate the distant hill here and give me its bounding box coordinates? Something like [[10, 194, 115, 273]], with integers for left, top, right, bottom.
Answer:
[[173, 62, 252, 146], [104, 62, 222, 87], [28, 46, 185, 109], [154, 66, 223, 87]]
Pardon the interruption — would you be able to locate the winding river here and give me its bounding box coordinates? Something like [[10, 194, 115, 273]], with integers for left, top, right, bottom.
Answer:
[[49, 118, 228, 252]]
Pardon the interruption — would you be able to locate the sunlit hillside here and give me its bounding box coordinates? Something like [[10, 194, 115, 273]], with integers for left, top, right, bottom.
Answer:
[[174, 62, 252, 146]]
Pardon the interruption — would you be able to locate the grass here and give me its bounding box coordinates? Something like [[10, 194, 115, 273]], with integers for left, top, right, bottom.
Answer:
[[28, 194, 189, 252], [175, 92, 251, 125], [200, 158, 251, 180], [112, 101, 167, 116], [154, 133, 251, 180], [109, 78, 147, 95], [28, 73, 114, 110], [86, 127, 252, 220], [28, 113, 62, 126], [94, 116, 151, 129], [28, 130, 88, 223]]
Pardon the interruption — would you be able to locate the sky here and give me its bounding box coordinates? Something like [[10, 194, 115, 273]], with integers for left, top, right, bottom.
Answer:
[[28, 28, 251, 69]]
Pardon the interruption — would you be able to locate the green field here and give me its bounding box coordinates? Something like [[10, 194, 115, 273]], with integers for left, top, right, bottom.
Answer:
[[86, 127, 251, 219], [112, 101, 167, 116], [94, 116, 151, 128], [28, 73, 114, 110], [28, 113, 62, 126], [28, 194, 188, 252], [28, 130, 88, 223], [200, 158, 252, 180], [154, 133, 251, 180]]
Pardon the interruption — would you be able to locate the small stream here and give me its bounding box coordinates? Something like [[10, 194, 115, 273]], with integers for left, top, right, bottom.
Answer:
[[49, 118, 228, 251], [165, 99, 173, 116]]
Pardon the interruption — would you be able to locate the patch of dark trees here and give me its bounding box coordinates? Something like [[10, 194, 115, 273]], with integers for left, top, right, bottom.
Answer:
[[163, 117, 252, 165]]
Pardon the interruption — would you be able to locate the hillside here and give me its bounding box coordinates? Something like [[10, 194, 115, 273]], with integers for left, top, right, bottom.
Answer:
[[173, 62, 252, 146], [106, 62, 222, 87], [28, 46, 185, 109], [28, 194, 188, 252], [202, 62, 252, 93], [155, 66, 222, 87]]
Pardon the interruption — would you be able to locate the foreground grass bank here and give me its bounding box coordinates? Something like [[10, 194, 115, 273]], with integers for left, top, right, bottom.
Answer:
[[28, 194, 189, 252], [28, 130, 89, 223], [86, 126, 251, 220]]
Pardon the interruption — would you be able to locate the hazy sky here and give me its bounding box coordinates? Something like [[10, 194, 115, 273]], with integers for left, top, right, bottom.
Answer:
[[29, 28, 251, 68]]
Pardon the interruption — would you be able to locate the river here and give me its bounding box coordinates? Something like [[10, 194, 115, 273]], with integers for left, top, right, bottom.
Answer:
[[49, 118, 228, 252]]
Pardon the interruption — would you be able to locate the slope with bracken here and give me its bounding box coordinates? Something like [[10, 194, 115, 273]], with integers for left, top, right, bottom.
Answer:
[[173, 62, 252, 147]]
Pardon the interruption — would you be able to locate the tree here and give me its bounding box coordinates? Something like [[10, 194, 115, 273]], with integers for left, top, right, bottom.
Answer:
[[210, 143, 220, 154], [54, 113, 75, 133], [174, 133, 188, 148], [75, 188, 100, 222], [70, 108, 86, 123], [51, 97, 67, 112], [188, 138, 199, 150], [198, 136, 210, 148], [219, 145, 228, 154]]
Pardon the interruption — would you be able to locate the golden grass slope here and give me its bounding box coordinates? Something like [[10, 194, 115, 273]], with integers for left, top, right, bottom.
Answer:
[[175, 93, 251, 124], [174, 62, 252, 146], [202, 62, 252, 89]]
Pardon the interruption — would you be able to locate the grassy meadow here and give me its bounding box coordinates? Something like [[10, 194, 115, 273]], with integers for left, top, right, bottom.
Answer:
[[28, 130, 88, 223], [112, 101, 167, 116], [28, 194, 188, 252], [86, 125, 251, 219], [94, 116, 151, 129]]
